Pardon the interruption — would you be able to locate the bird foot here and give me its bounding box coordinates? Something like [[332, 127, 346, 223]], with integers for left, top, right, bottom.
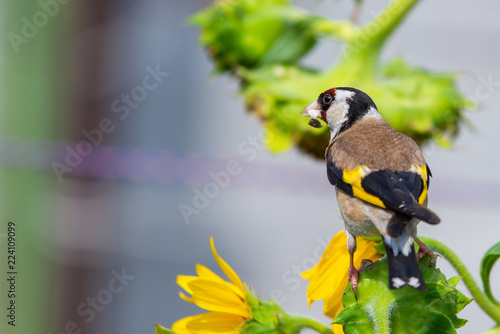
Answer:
[[348, 265, 359, 299], [415, 238, 436, 266], [348, 259, 373, 300]]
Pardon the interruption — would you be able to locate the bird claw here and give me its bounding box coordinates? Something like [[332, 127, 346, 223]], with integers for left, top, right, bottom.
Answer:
[[348, 265, 359, 300], [415, 238, 436, 266], [359, 259, 374, 269], [348, 259, 373, 300]]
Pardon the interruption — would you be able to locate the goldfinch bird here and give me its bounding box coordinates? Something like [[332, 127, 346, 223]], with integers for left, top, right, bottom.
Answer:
[[301, 87, 440, 292]]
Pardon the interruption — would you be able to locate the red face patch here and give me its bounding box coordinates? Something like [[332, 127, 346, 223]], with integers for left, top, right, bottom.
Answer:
[[320, 88, 336, 98], [318, 88, 336, 120]]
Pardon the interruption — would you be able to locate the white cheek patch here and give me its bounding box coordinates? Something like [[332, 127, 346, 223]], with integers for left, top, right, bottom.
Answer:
[[326, 90, 355, 141], [326, 103, 348, 135]]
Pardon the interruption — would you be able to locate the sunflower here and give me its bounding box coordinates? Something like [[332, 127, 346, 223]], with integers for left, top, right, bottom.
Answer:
[[301, 230, 382, 334], [171, 237, 251, 334]]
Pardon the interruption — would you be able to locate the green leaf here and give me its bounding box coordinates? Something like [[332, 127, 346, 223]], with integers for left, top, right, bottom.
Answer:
[[448, 314, 468, 329], [480, 242, 500, 306], [447, 276, 462, 288], [334, 256, 472, 333], [332, 304, 376, 333], [155, 323, 176, 334]]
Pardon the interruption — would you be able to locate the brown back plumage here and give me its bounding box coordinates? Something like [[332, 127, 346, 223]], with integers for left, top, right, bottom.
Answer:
[[327, 118, 426, 171]]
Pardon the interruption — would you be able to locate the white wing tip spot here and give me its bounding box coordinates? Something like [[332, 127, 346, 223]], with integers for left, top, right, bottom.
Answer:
[[408, 277, 421, 288], [392, 277, 406, 289]]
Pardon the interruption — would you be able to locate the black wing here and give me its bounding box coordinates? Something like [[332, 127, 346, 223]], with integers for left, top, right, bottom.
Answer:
[[327, 160, 439, 225]]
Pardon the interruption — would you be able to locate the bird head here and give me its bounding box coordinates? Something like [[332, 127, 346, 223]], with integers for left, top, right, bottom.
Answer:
[[301, 87, 380, 140]]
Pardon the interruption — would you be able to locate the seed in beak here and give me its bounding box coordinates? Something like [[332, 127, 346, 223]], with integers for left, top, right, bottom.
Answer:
[[308, 119, 323, 128]]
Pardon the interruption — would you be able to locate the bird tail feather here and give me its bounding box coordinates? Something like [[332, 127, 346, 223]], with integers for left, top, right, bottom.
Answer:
[[383, 236, 426, 291], [405, 203, 440, 225], [388, 204, 440, 239]]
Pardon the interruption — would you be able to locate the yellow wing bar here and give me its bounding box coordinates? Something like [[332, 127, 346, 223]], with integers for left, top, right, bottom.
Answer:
[[342, 164, 428, 209]]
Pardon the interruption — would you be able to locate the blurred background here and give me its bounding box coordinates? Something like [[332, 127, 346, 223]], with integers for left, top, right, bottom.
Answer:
[[0, 0, 499, 333]]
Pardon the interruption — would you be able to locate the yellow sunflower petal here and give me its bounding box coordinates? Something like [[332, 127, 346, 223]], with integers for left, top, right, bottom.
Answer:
[[179, 291, 194, 303], [302, 265, 320, 307], [324, 291, 345, 319], [305, 231, 349, 302], [300, 262, 318, 280], [186, 312, 245, 334], [304, 231, 381, 319], [171, 314, 194, 334], [322, 275, 347, 319], [188, 279, 251, 318], [332, 323, 345, 334], [322, 237, 380, 319], [196, 264, 225, 282], [302, 263, 319, 306], [177, 275, 197, 295], [354, 237, 381, 266], [210, 237, 245, 294], [195, 264, 245, 299]]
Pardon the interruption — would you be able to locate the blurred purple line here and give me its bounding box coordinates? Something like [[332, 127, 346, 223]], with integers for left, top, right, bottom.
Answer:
[[0, 137, 498, 208]]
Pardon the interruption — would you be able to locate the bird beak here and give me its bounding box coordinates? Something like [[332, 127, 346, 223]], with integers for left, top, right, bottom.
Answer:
[[300, 100, 322, 119]]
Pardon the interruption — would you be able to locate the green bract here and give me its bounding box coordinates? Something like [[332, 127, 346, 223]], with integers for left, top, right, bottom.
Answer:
[[242, 289, 333, 334], [243, 291, 286, 334], [191, 0, 319, 72], [243, 289, 307, 334], [191, 0, 470, 158], [334, 256, 472, 334], [155, 323, 176, 334]]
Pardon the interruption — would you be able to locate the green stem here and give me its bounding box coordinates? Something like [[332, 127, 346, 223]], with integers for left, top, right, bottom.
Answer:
[[419, 237, 500, 325], [359, 0, 421, 53], [287, 315, 333, 334], [331, 0, 421, 83], [314, 19, 358, 42]]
